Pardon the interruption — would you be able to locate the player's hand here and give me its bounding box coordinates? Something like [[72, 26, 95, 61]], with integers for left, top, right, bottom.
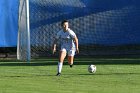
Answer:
[[76, 48, 79, 54], [52, 48, 56, 54]]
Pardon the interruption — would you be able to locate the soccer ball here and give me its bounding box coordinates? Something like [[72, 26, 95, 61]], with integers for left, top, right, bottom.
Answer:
[[88, 65, 96, 73]]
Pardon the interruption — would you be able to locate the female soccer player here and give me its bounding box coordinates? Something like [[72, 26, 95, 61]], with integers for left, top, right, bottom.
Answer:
[[52, 20, 79, 76]]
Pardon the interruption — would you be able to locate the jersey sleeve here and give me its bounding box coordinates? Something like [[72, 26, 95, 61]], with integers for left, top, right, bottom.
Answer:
[[68, 29, 76, 38]]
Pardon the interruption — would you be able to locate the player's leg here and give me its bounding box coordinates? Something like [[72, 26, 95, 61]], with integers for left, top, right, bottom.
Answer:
[[68, 50, 75, 68], [68, 56, 74, 68], [56, 49, 66, 76]]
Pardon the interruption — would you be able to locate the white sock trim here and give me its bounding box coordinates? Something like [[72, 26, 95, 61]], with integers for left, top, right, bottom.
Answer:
[[70, 62, 73, 65]]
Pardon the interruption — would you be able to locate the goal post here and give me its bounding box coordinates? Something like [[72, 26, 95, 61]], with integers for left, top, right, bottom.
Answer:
[[17, 0, 30, 61]]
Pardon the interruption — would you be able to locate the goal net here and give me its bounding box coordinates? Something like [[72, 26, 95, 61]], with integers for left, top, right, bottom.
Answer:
[[18, 0, 140, 61]]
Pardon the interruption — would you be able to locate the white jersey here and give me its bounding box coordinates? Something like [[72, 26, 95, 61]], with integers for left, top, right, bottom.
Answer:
[[56, 28, 76, 50]]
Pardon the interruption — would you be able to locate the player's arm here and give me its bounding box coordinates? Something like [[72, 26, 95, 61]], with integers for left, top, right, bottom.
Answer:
[[52, 38, 58, 54], [73, 36, 79, 54], [52, 31, 60, 54]]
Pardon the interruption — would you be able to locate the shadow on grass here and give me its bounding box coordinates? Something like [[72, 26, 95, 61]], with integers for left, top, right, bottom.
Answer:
[[0, 59, 140, 66], [0, 62, 57, 66], [1, 72, 140, 78]]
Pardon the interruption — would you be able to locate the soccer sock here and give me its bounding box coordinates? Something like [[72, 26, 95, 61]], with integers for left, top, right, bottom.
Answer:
[[58, 62, 63, 73]]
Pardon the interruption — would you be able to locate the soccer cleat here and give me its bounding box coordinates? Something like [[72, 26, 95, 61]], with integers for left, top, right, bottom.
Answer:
[[70, 65, 73, 68], [56, 73, 61, 76]]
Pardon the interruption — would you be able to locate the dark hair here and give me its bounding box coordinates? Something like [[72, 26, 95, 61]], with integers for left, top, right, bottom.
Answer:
[[61, 20, 68, 26]]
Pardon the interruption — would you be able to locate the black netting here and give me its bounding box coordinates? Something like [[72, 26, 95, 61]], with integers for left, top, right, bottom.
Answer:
[[29, 0, 140, 57]]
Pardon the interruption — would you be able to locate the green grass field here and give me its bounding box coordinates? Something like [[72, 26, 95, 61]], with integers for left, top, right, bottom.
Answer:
[[0, 58, 140, 93]]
